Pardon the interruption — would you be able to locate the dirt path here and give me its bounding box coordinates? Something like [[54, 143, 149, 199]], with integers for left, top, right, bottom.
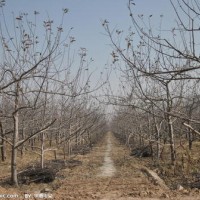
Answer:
[[98, 132, 116, 177], [54, 132, 200, 200]]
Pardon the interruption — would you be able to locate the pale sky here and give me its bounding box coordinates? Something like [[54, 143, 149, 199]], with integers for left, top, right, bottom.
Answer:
[[3, 0, 175, 76], [1, 0, 178, 115]]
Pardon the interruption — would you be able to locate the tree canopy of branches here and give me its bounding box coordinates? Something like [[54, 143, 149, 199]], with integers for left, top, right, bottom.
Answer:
[[103, 0, 200, 165], [0, 3, 107, 186]]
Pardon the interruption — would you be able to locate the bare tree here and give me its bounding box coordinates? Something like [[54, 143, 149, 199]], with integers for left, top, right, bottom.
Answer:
[[102, 0, 200, 166], [0, 3, 106, 185]]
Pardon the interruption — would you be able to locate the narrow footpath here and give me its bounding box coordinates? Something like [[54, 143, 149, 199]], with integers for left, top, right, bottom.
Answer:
[[54, 132, 199, 200], [98, 132, 116, 177]]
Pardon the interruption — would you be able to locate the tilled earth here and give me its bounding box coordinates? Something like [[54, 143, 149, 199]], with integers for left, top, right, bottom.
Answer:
[[1, 132, 200, 199]]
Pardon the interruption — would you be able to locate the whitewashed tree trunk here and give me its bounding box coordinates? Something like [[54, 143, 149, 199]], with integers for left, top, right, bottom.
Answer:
[[11, 82, 20, 186], [166, 84, 176, 165], [41, 132, 45, 169]]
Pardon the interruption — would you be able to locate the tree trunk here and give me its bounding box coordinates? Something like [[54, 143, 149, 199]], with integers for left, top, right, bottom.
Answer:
[[168, 116, 176, 165], [155, 124, 161, 160], [20, 128, 25, 157], [0, 121, 6, 161], [11, 82, 20, 186], [187, 121, 193, 150], [166, 84, 176, 165], [49, 132, 53, 147], [63, 142, 66, 160], [68, 139, 71, 157], [68, 124, 71, 157], [41, 133, 45, 169]]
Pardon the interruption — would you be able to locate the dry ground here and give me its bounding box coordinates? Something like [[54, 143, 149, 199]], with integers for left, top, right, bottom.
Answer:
[[53, 132, 200, 199], [0, 132, 200, 199]]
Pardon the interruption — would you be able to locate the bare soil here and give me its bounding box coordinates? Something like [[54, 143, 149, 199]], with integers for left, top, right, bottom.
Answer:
[[54, 132, 200, 199], [0, 132, 200, 199]]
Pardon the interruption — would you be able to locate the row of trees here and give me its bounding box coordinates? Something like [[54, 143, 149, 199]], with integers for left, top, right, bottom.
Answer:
[[104, 0, 200, 165], [0, 4, 107, 186]]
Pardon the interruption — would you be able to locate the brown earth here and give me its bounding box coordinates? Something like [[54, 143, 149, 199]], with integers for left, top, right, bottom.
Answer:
[[54, 132, 200, 200], [1, 132, 200, 199]]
